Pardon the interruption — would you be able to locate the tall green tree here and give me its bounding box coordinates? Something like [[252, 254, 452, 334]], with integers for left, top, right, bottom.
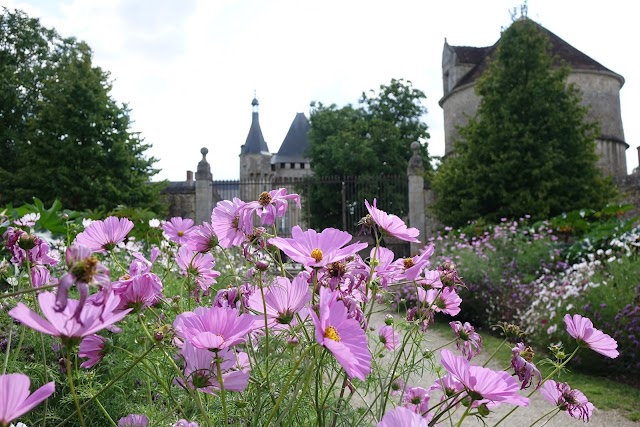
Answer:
[[305, 78, 430, 230], [433, 18, 612, 227], [0, 8, 164, 212]]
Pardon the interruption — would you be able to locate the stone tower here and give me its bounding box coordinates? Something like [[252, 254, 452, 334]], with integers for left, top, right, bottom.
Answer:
[[440, 19, 628, 178], [239, 96, 273, 201]]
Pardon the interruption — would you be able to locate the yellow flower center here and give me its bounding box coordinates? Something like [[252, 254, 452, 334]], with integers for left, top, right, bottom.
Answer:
[[403, 258, 415, 269], [324, 326, 340, 342], [177, 230, 185, 237], [259, 191, 272, 206], [310, 248, 323, 262]]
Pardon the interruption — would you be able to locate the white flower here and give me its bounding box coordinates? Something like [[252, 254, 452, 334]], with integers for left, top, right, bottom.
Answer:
[[15, 212, 40, 227], [82, 218, 93, 227], [149, 218, 160, 228]]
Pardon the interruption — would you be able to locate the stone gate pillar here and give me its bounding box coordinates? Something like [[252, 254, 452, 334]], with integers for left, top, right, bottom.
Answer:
[[407, 141, 426, 254], [195, 147, 213, 224]]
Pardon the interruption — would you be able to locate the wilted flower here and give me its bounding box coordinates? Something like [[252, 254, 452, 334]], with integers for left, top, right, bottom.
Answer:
[[450, 321, 482, 360], [510, 343, 541, 390], [540, 379, 594, 421]]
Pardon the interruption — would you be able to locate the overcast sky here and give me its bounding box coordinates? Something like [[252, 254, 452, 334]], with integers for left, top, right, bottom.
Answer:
[[4, 0, 639, 181]]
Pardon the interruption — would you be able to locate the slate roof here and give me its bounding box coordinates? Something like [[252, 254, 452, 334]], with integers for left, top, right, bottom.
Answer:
[[272, 112, 310, 163], [241, 98, 270, 155], [451, 19, 623, 91]]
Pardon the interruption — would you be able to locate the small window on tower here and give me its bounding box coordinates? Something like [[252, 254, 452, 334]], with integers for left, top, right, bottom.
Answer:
[[280, 163, 285, 169], [300, 163, 305, 169], [290, 163, 295, 169], [270, 164, 275, 172]]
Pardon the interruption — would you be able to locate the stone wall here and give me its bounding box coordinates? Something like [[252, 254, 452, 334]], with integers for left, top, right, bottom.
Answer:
[[161, 181, 195, 219]]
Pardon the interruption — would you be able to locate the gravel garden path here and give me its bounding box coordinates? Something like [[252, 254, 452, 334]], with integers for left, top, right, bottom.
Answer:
[[366, 308, 640, 427]]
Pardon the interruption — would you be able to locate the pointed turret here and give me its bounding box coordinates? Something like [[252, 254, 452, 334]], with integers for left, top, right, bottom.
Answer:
[[241, 97, 270, 154], [273, 113, 310, 164]]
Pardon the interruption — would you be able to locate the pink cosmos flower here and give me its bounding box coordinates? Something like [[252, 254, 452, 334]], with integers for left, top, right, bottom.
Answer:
[[510, 343, 541, 390], [173, 420, 200, 427], [391, 244, 435, 281], [419, 287, 462, 316], [402, 386, 430, 414], [440, 349, 529, 407], [369, 247, 397, 288], [175, 246, 220, 300], [173, 306, 257, 351], [177, 342, 250, 394], [428, 373, 464, 403], [378, 325, 399, 351], [3, 227, 58, 267], [79, 334, 108, 368], [186, 222, 218, 252], [211, 198, 246, 248], [162, 217, 195, 246], [269, 226, 368, 268], [450, 321, 482, 361], [309, 287, 371, 381], [540, 380, 594, 422], [239, 188, 301, 231], [56, 245, 111, 321], [74, 216, 134, 253], [364, 199, 420, 243], [0, 373, 55, 425], [9, 291, 131, 346], [247, 273, 311, 330], [118, 414, 149, 427], [114, 273, 163, 311], [377, 406, 430, 427], [564, 314, 619, 358]]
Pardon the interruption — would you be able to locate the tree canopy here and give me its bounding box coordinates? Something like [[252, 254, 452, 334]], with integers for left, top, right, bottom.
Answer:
[[304, 78, 430, 231], [0, 8, 164, 212], [432, 18, 612, 227]]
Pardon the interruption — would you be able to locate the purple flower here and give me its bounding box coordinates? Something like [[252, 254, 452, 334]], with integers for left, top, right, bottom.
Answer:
[[564, 314, 619, 358], [450, 321, 482, 360], [378, 325, 399, 351], [79, 334, 108, 368], [0, 373, 55, 425], [419, 287, 462, 316], [510, 343, 541, 390], [162, 217, 195, 246], [440, 349, 529, 407], [74, 216, 134, 253], [540, 380, 594, 421], [56, 245, 111, 320], [269, 226, 368, 268], [114, 273, 163, 312], [173, 306, 257, 351], [186, 222, 218, 252], [211, 198, 246, 248], [177, 342, 250, 394], [9, 291, 130, 347], [240, 188, 300, 230], [175, 246, 220, 300], [377, 406, 430, 427], [309, 287, 371, 381], [364, 199, 420, 243], [401, 386, 430, 415], [118, 414, 149, 427], [247, 273, 311, 330]]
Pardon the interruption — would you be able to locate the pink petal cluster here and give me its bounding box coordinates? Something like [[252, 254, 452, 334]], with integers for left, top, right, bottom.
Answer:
[[247, 273, 311, 330], [540, 379, 594, 421], [0, 373, 55, 425], [419, 287, 462, 316], [162, 217, 195, 245], [450, 321, 482, 360], [309, 287, 371, 381], [74, 216, 134, 253], [118, 414, 149, 427], [240, 188, 300, 230], [564, 314, 619, 358], [270, 226, 368, 268], [79, 334, 108, 368], [9, 291, 130, 346], [173, 306, 257, 351], [211, 198, 246, 248], [402, 385, 430, 415], [378, 325, 400, 351], [365, 199, 420, 243], [175, 246, 220, 300], [377, 406, 430, 427], [440, 349, 528, 407]]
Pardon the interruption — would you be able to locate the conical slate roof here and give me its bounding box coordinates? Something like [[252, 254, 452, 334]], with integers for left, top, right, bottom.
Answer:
[[452, 18, 624, 91], [272, 113, 310, 163], [241, 98, 269, 155]]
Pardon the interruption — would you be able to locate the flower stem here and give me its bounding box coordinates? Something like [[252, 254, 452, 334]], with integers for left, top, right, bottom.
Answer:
[[527, 407, 561, 427], [65, 355, 87, 427], [1, 326, 11, 375], [95, 397, 118, 427], [216, 354, 229, 425], [0, 283, 58, 300], [482, 338, 507, 367]]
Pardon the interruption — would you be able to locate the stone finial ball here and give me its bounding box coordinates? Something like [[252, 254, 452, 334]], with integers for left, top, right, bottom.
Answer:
[[411, 141, 421, 151], [201, 147, 208, 157]]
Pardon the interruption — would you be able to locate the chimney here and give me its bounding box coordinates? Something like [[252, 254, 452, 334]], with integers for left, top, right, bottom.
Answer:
[[186, 170, 194, 182]]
